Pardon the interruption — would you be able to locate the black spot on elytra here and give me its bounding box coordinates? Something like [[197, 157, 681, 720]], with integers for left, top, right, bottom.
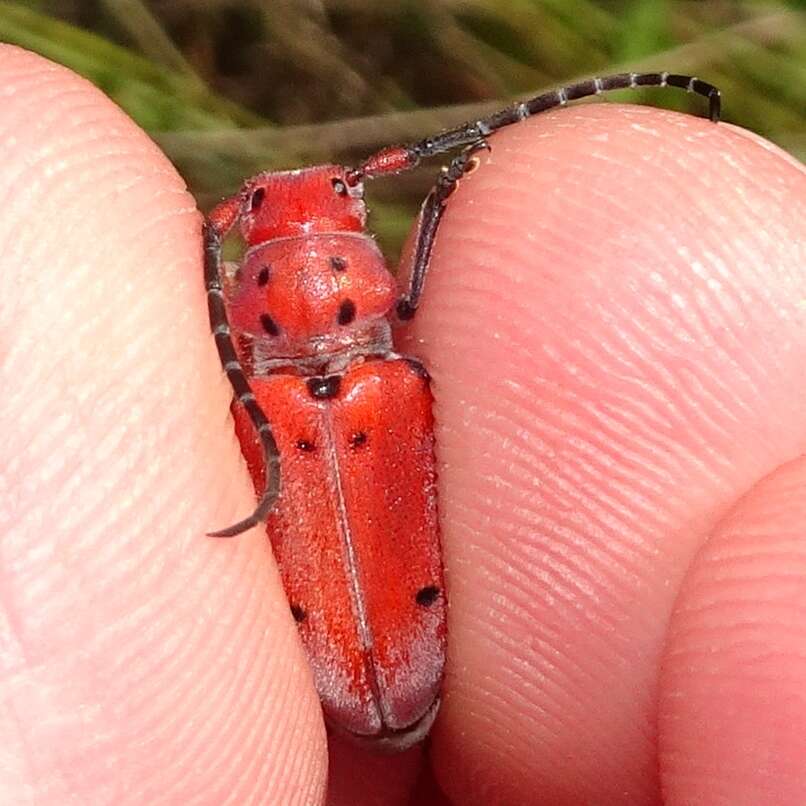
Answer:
[[257, 265, 270, 286], [415, 586, 440, 607], [307, 375, 341, 399], [330, 255, 347, 271], [290, 604, 306, 622], [260, 313, 279, 336], [349, 431, 367, 448], [250, 187, 265, 212], [296, 439, 315, 452], [404, 358, 431, 383], [338, 298, 356, 326]]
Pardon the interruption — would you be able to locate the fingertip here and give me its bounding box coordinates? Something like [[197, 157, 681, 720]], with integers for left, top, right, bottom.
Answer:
[[402, 104, 804, 802], [0, 46, 327, 802], [660, 457, 806, 804]]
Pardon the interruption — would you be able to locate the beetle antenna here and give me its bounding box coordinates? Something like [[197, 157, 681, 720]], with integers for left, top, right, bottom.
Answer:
[[204, 212, 282, 537]]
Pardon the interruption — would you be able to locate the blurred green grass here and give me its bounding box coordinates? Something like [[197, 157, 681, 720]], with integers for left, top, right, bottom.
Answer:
[[2, 0, 803, 253]]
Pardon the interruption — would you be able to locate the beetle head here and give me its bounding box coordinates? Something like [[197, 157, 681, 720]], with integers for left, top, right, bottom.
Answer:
[[239, 165, 366, 246]]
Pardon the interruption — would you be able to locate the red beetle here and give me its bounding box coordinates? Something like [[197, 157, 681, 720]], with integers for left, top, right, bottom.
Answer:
[[204, 72, 720, 751]]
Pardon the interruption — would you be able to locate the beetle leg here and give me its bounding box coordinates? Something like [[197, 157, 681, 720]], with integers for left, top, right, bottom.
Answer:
[[391, 72, 720, 320], [396, 142, 487, 321]]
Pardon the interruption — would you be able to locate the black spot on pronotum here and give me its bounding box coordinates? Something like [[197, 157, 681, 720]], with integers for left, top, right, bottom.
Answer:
[[296, 439, 315, 452], [307, 375, 341, 399], [349, 431, 367, 448], [415, 585, 440, 607], [331, 177, 348, 196], [338, 299, 356, 326], [257, 265, 270, 286], [330, 255, 347, 271], [250, 187, 265, 212], [260, 313, 279, 336], [396, 299, 415, 320], [290, 604, 306, 622]]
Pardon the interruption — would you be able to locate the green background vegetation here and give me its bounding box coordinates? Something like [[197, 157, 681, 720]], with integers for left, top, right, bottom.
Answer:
[[2, 0, 803, 253]]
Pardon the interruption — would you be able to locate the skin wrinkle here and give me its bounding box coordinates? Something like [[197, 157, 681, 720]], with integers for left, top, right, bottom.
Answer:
[[468, 332, 712, 552], [460, 322, 708, 498], [468, 221, 756, 516]]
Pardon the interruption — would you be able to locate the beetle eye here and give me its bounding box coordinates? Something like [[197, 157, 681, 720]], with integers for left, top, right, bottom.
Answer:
[[331, 178, 348, 196], [250, 187, 266, 212]]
